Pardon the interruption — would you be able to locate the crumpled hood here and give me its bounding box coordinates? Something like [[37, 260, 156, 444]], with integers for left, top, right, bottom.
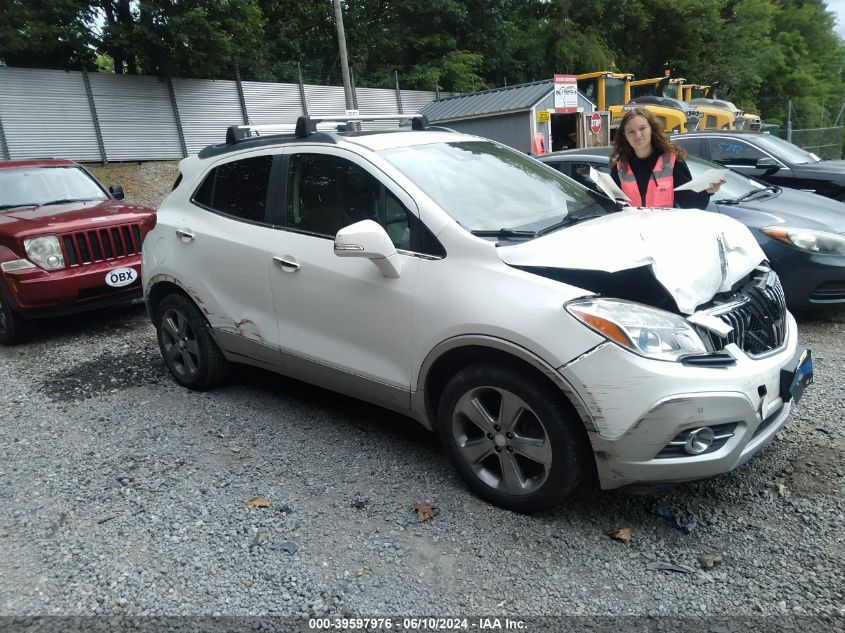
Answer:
[[498, 208, 766, 314]]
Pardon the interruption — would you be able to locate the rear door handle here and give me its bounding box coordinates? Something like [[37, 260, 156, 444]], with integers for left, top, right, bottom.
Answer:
[[175, 229, 195, 241], [273, 256, 300, 272]]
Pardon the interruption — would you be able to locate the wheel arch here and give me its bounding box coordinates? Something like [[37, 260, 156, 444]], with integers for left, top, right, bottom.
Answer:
[[145, 275, 201, 323], [417, 337, 597, 436]]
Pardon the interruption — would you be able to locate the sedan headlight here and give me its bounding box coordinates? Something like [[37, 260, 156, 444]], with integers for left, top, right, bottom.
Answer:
[[23, 235, 65, 270], [762, 227, 845, 255], [567, 298, 708, 361]]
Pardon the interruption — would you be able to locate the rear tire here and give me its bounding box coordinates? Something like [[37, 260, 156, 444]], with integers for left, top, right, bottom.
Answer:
[[0, 291, 32, 345], [154, 293, 229, 390], [437, 364, 588, 513]]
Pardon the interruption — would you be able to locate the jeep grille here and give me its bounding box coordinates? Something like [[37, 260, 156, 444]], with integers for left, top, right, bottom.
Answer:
[[695, 270, 787, 357], [61, 223, 143, 266]]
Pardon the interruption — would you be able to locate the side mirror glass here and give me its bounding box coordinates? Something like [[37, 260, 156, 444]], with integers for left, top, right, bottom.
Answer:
[[334, 219, 402, 278], [109, 185, 125, 200]]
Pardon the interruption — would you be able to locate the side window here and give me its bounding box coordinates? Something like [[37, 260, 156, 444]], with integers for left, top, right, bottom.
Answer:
[[192, 156, 272, 223], [384, 190, 411, 250], [708, 139, 764, 165], [569, 161, 608, 191], [679, 137, 702, 157], [286, 154, 379, 237]]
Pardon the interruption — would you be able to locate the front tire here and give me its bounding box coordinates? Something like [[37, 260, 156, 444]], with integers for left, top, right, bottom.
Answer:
[[0, 291, 32, 345], [437, 364, 588, 513], [155, 293, 229, 390]]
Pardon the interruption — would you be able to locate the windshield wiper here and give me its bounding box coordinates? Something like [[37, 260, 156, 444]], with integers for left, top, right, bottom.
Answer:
[[41, 198, 92, 206], [470, 228, 538, 239], [718, 185, 780, 205], [537, 213, 604, 235]]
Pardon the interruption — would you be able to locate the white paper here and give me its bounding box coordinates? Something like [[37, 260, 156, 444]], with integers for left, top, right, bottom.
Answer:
[[589, 166, 630, 201], [674, 168, 728, 193]]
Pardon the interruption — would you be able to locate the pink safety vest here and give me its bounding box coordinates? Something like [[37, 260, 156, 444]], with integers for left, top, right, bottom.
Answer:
[[618, 152, 676, 207], [531, 133, 546, 155]]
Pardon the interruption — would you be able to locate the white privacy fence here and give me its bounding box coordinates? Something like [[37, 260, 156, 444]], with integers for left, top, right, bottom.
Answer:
[[0, 67, 442, 162]]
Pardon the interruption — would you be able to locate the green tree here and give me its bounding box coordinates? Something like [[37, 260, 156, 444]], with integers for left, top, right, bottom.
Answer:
[[0, 0, 96, 69], [95, 0, 269, 78]]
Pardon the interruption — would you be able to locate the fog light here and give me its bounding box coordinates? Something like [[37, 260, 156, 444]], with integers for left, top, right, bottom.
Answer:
[[685, 427, 715, 455]]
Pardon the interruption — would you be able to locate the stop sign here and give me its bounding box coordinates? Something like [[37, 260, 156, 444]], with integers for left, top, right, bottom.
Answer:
[[590, 112, 602, 134]]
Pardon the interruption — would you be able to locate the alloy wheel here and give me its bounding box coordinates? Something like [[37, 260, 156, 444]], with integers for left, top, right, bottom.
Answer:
[[160, 307, 201, 380], [450, 386, 552, 496]]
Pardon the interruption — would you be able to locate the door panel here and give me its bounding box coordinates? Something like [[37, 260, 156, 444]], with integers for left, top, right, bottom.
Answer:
[[268, 149, 420, 402]]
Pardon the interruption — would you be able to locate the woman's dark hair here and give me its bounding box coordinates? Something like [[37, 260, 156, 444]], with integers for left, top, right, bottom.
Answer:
[[610, 107, 686, 171]]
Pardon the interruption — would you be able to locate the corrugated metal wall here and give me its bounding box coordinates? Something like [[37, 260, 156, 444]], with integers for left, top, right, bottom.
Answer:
[[0, 67, 441, 162], [356, 87, 403, 131], [0, 67, 102, 161], [172, 78, 245, 155], [402, 90, 440, 114], [89, 73, 184, 161], [242, 81, 303, 125], [440, 112, 532, 154], [304, 84, 348, 116]]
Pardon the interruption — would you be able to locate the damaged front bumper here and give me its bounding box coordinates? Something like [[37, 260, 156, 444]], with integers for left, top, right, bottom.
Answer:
[[558, 312, 808, 490]]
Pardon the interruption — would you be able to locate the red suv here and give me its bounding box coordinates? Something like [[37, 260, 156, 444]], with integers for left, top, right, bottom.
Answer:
[[0, 159, 157, 344]]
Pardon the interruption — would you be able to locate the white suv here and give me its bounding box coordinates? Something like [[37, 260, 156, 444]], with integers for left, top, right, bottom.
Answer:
[[142, 115, 813, 513]]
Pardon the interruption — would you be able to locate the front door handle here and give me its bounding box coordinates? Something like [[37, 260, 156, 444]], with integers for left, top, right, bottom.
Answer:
[[273, 256, 300, 272], [175, 229, 195, 241]]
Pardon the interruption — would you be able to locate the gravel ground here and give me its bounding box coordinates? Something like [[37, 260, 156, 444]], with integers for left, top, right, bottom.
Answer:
[[0, 164, 843, 627]]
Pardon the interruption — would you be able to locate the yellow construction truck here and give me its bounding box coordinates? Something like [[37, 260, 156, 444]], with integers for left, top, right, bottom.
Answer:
[[576, 72, 694, 134], [575, 71, 633, 123], [686, 82, 762, 131]]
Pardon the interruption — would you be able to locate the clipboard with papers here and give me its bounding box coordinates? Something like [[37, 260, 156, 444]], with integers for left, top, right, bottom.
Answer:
[[588, 166, 630, 202]]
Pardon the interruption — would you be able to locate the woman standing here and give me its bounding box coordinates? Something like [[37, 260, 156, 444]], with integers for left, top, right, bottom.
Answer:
[[610, 107, 723, 208]]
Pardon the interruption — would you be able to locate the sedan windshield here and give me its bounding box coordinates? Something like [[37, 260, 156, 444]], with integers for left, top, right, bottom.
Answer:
[[752, 134, 822, 165], [378, 141, 614, 233], [685, 154, 770, 201], [0, 166, 107, 210]]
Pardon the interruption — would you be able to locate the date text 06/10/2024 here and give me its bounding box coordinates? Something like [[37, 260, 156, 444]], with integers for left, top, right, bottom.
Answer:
[[308, 617, 526, 630]]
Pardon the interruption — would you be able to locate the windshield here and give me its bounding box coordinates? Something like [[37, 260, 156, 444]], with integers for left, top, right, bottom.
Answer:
[[685, 154, 768, 200], [752, 134, 822, 164], [0, 166, 107, 210], [605, 77, 627, 106], [379, 141, 614, 233]]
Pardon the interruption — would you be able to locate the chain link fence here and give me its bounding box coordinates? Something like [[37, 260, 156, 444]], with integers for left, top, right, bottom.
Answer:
[[785, 126, 843, 159]]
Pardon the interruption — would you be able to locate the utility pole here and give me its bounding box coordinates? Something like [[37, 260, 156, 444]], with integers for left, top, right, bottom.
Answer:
[[333, 0, 355, 113]]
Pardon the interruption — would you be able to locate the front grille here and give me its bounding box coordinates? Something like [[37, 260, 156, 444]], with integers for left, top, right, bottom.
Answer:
[[695, 270, 787, 357], [61, 223, 143, 266]]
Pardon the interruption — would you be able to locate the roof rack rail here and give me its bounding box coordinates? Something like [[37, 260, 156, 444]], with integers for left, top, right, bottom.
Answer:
[[225, 122, 343, 145], [294, 114, 429, 138]]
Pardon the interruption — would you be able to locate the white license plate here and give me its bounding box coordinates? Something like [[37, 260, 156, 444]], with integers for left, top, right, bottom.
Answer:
[[105, 267, 138, 288]]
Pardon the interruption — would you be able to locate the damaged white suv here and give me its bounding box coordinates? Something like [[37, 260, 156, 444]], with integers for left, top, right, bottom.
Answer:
[[142, 115, 813, 513]]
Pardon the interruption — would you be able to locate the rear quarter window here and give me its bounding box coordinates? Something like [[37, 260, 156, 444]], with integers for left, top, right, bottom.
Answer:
[[192, 156, 273, 224]]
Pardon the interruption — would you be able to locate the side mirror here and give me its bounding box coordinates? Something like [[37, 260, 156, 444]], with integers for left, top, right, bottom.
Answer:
[[109, 185, 125, 200], [755, 157, 780, 171], [334, 219, 402, 279]]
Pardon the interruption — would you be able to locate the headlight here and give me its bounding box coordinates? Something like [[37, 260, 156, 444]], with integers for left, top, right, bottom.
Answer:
[[23, 235, 65, 270], [567, 298, 708, 361], [762, 227, 845, 255]]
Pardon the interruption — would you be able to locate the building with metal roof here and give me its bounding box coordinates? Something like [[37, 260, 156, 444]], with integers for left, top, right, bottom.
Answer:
[[420, 79, 598, 154]]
